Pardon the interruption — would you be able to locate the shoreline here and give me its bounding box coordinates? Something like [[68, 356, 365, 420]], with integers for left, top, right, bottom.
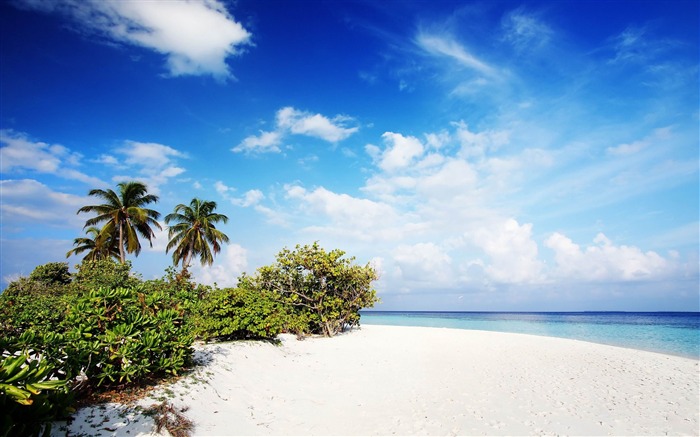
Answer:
[[53, 325, 699, 436], [364, 323, 700, 360]]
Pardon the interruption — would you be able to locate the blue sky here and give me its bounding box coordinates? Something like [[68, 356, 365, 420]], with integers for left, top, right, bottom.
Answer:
[[1, 0, 698, 311]]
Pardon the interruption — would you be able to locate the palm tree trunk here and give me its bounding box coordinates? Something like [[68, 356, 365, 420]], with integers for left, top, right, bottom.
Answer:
[[119, 222, 125, 263], [182, 239, 195, 274]]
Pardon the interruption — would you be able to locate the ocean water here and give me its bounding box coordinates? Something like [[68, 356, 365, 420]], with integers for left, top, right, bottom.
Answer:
[[359, 311, 700, 359]]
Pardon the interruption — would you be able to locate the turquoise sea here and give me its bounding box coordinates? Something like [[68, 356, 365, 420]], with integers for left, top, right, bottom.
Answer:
[[359, 311, 700, 359]]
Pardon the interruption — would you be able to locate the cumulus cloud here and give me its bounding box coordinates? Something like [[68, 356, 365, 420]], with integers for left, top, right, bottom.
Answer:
[[276, 107, 359, 142], [545, 232, 673, 281], [285, 184, 407, 241], [15, 0, 251, 79], [215, 181, 265, 208], [472, 219, 545, 284], [367, 132, 425, 172], [394, 242, 453, 284], [454, 121, 509, 158], [191, 243, 248, 287], [0, 130, 105, 186], [118, 141, 186, 169], [233, 107, 359, 154], [232, 130, 283, 154], [111, 141, 187, 192]]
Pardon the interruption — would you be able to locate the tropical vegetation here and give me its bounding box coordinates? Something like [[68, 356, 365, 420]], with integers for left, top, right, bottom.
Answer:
[[1, 181, 379, 436], [165, 198, 230, 274], [76, 181, 161, 263], [66, 226, 120, 262]]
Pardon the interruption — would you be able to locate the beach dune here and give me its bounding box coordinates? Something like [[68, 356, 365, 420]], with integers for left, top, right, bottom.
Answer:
[[56, 325, 699, 436]]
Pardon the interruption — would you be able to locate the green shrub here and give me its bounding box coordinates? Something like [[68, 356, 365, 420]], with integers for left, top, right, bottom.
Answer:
[[62, 286, 194, 387], [0, 350, 73, 437], [71, 259, 140, 292], [0, 278, 71, 340], [240, 243, 379, 337], [28, 262, 72, 286], [192, 287, 285, 341]]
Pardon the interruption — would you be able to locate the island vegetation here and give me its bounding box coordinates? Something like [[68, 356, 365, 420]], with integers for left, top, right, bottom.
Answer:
[[0, 181, 379, 436]]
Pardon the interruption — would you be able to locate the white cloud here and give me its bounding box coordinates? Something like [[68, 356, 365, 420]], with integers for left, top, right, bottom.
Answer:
[[394, 243, 453, 284], [191, 243, 248, 287], [17, 0, 251, 79], [215, 181, 265, 208], [241, 189, 264, 207], [501, 8, 552, 52], [285, 184, 405, 241], [276, 107, 359, 142], [214, 180, 233, 195], [0, 179, 87, 229], [232, 130, 283, 154], [472, 219, 545, 284], [118, 141, 186, 169], [0, 130, 105, 186], [112, 141, 187, 192], [233, 107, 359, 154], [372, 132, 425, 172], [415, 32, 496, 76], [454, 121, 509, 159], [545, 232, 673, 282]]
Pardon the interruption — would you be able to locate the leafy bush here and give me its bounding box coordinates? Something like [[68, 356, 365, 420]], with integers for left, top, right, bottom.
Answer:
[[62, 286, 194, 387], [0, 350, 73, 437], [28, 262, 72, 286], [240, 243, 379, 337], [71, 259, 140, 292], [0, 278, 70, 339], [191, 287, 285, 341]]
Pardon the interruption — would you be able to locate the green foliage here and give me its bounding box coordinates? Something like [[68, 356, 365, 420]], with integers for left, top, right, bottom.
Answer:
[[165, 198, 230, 273], [62, 286, 194, 387], [0, 278, 71, 340], [241, 242, 379, 337], [66, 226, 120, 262], [191, 287, 285, 341], [72, 259, 140, 292], [77, 181, 161, 263], [0, 351, 73, 437], [28, 262, 71, 285]]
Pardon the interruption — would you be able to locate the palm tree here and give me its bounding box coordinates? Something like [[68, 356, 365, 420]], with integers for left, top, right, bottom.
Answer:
[[165, 198, 230, 273], [66, 226, 120, 262], [77, 181, 161, 263]]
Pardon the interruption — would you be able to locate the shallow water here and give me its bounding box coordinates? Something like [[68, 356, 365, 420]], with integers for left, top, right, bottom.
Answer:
[[360, 311, 700, 359]]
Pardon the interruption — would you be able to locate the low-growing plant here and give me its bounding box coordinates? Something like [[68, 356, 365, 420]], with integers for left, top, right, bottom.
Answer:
[[191, 287, 285, 341], [0, 350, 73, 437], [71, 259, 140, 293], [62, 286, 194, 387], [240, 242, 379, 337], [28, 262, 72, 286]]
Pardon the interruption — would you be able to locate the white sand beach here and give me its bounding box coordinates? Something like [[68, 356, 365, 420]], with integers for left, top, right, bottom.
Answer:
[[54, 325, 699, 436]]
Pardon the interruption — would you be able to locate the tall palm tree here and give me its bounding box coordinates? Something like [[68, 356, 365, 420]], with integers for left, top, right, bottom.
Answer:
[[77, 181, 161, 263], [165, 198, 229, 273], [66, 226, 120, 262]]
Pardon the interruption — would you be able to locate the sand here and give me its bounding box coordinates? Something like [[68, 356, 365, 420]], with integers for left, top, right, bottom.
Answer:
[[52, 325, 699, 436]]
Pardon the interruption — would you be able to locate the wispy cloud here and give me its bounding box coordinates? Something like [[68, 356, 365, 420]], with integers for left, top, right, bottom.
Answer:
[[0, 179, 87, 229], [233, 107, 359, 154], [415, 31, 496, 76], [14, 0, 251, 79], [501, 8, 552, 53], [0, 130, 105, 186], [109, 141, 188, 193]]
